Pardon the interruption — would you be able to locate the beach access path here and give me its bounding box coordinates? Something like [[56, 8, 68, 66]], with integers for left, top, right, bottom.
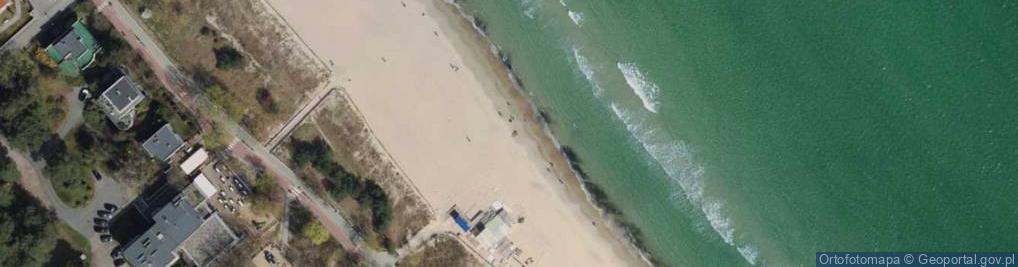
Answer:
[[262, 0, 649, 266], [89, 0, 397, 265]]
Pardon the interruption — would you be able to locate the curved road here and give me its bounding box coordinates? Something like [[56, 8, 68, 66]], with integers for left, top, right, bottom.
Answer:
[[2, 136, 130, 267]]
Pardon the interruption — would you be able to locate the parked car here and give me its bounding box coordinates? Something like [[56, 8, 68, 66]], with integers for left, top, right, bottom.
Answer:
[[97, 210, 113, 219], [93, 218, 108, 225], [233, 177, 251, 195], [104, 203, 119, 212], [100, 234, 112, 243], [78, 88, 91, 101], [94, 226, 108, 233], [264, 250, 277, 264], [110, 247, 123, 260], [91, 170, 102, 181], [113, 259, 125, 266]]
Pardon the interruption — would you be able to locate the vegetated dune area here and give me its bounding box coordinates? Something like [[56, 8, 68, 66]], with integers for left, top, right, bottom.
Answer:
[[265, 0, 647, 266]]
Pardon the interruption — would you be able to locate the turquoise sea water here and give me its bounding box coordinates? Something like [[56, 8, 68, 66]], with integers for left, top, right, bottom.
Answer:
[[459, 1, 1018, 266]]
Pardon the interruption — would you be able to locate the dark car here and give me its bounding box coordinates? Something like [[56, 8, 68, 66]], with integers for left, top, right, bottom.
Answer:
[[97, 210, 113, 219], [93, 218, 108, 225], [94, 226, 108, 233], [104, 203, 119, 212], [91, 170, 102, 181], [113, 258, 125, 266], [78, 88, 91, 101], [264, 250, 277, 264], [233, 177, 251, 194], [110, 247, 123, 259], [100, 234, 112, 243]]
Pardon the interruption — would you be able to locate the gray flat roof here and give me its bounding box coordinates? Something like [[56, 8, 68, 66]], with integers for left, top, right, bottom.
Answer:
[[142, 124, 184, 162], [124, 197, 202, 267], [102, 76, 144, 112], [51, 28, 88, 61]]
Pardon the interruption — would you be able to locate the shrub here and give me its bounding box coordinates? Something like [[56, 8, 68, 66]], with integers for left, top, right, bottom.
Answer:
[[301, 220, 330, 246], [213, 46, 245, 70]]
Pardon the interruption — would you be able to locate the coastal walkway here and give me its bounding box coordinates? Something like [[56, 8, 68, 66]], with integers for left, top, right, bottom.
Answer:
[[90, 0, 396, 265]]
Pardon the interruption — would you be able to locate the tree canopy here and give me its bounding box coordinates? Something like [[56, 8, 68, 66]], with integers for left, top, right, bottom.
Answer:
[[289, 137, 394, 231], [301, 220, 331, 246], [0, 52, 55, 150]]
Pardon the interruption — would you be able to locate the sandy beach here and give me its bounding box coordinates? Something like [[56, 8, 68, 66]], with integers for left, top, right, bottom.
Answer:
[[263, 0, 647, 265]]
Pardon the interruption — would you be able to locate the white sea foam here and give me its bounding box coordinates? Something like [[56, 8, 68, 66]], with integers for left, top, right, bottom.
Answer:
[[568, 10, 584, 26], [572, 47, 602, 96], [607, 103, 758, 265], [519, 0, 538, 19], [617, 62, 661, 113], [738, 245, 760, 265]]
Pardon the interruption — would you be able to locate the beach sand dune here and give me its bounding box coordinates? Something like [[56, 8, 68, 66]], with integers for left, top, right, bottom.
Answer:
[[264, 0, 646, 265]]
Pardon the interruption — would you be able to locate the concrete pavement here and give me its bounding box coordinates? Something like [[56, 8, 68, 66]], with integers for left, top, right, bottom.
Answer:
[[56, 87, 85, 138], [0, 0, 74, 51]]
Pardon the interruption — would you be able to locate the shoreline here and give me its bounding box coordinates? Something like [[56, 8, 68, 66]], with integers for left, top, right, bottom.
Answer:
[[435, 1, 659, 266], [262, 0, 652, 265]]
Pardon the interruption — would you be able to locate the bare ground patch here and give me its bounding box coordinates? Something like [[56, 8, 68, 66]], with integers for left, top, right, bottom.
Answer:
[[122, 0, 327, 140], [397, 234, 480, 267]]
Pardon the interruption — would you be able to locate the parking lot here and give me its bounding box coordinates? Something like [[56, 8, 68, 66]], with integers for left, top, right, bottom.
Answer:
[[198, 161, 256, 222]]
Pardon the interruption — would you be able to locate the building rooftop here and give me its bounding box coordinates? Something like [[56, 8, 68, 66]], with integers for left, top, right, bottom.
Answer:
[[102, 76, 145, 112], [123, 197, 203, 267], [143, 124, 184, 162], [191, 174, 217, 200], [179, 148, 209, 175], [179, 213, 239, 266], [46, 21, 99, 75]]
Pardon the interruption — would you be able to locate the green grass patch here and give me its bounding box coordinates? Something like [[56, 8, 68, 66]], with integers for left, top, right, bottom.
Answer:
[[56, 223, 90, 255], [50, 223, 90, 267], [48, 162, 93, 208]]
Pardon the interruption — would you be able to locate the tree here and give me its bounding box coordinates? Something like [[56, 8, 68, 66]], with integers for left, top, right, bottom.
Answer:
[[255, 87, 279, 113], [250, 172, 282, 215], [34, 48, 57, 69], [206, 84, 242, 120], [0, 185, 59, 266], [0, 52, 56, 150], [0, 145, 18, 183], [213, 46, 245, 70], [302, 220, 330, 246]]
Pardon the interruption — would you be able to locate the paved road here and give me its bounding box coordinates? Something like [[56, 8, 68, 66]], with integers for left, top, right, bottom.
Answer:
[[0, 0, 74, 51], [0, 0, 24, 33], [1, 136, 130, 267], [56, 87, 85, 138], [92, 0, 396, 265]]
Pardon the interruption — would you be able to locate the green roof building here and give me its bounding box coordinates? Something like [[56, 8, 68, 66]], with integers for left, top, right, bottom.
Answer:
[[46, 21, 100, 76]]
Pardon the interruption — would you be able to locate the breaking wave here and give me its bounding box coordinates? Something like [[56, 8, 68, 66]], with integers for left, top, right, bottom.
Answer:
[[617, 62, 661, 113], [572, 47, 602, 96], [569, 44, 757, 265], [568, 10, 584, 26], [608, 103, 757, 265], [519, 0, 539, 19]]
